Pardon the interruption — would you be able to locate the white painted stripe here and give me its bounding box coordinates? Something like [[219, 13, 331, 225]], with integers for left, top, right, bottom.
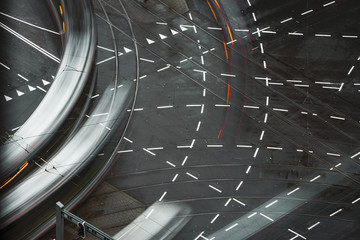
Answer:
[[37, 86, 47, 92], [207, 27, 222, 30], [210, 214, 219, 224], [186, 172, 198, 180], [0, 62, 10, 70], [323, 1, 335, 7], [221, 73, 236, 77], [267, 146, 283, 150], [147, 147, 164, 150], [310, 175, 321, 182], [232, 198, 246, 206], [326, 152, 340, 157], [244, 105, 259, 109], [236, 181, 243, 191], [347, 66, 355, 75], [145, 209, 154, 219], [287, 187, 300, 196], [237, 145, 253, 148], [157, 64, 171, 72], [253, 148, 259, 158], [342, 35, 358, 38], [0, 12, 59, 35], [17, 74, 29, 81], [260, 213, 274, 221], [225, 223, 238, 231], [215, 104, 230, 107], [166, 161, 176, 167], [97, 56, 115, 65], [329, 208, 342, 217], [315, 34, 331, 37], [289, 32, 304, 36], [330, 116, 345, 120], [143, 148, 156, 156], [273, 108, 288, 112], [157, 105, 173, 109], [301, 9, 313, 15], [181, 156, 188, 166], [123, 137, 133, 143], [265, 200, 278, 208], [118, 150, 133, 153], [308, 222, 320, 230], [140, 57, 154, 63], [196, 121, 201, 131], [97, 45, 114, 52], [172, 174, 179, 182], [1, 23, 60, 63], [288, 229, 306, 239], [159, 191, 167, 201], [209, 185, 222, 193], [280, 17, 293, 23]]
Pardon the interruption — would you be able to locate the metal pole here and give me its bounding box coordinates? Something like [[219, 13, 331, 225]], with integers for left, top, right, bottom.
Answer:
[[56, 201, 65, 240], [56, 201, 114, 240]]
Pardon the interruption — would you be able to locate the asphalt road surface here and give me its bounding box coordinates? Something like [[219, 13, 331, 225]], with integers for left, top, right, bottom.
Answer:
[[1, 0, 360, 239]]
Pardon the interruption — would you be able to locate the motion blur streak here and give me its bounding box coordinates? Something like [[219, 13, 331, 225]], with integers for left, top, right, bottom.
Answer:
[[0, 162, 28, 190], [0, 0, 96, 183], [113, 202, 190, 240], [0, 82, 134, 228]]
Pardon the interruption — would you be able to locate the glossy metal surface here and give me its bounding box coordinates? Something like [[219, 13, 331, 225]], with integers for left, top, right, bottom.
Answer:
[[113, 202, 190, 240], [0, 0, 96, 181], [0, 81, 134, 227]]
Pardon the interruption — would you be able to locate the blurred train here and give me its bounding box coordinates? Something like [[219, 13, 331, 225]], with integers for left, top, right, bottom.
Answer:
[[0, 0, 97, 189]]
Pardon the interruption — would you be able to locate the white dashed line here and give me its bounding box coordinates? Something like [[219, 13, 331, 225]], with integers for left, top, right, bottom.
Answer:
[[0, 62, 10, 70], [265, 200, 278, 208], [323, 1, 336, 7], [280, 18, 293, 23], [237, 145, 253, 148], [308, 222, 320, 230], [236, 181, 243, 191], [330, 116, 345, 120], [209, 185, 222, 193], [301, 9, 313, 15], [186, 172, 198, 180], [329, 208, 342, 217], [159, 191, 167, 201], [143, 148, 156, 156], [253, 148, 259, 158], [172, 174, 179, 182], [166, 161, 176, 167], [140, 57, 155, 63], [118, 150, 133, 153], [287, 187, 300, 196], [157, 105, 173, 109], [310, 175, 321, 182]]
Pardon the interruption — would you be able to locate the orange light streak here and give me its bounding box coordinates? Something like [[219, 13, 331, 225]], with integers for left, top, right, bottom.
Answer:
[[217, 129, 222, 139], [207, 0, 218, 21], [59, 5, 63, 16], [0, 162, 29, 190]]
